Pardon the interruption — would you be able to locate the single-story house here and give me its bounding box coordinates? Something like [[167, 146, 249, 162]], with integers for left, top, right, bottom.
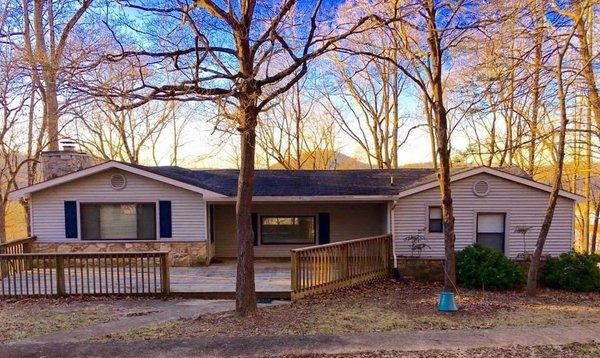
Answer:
[[8, 150, 583, 266]]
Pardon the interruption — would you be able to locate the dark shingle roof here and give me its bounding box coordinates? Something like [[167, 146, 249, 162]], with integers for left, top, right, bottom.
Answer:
[[129, 164, 437, 197], [402, 165, 533, 190]]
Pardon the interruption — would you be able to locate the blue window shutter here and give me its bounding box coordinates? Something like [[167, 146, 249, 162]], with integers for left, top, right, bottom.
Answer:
[[64, 201, 78, 238], [318, 212, 330, 244], [251, 213, 258, 246], [159, 201, 172, 238]]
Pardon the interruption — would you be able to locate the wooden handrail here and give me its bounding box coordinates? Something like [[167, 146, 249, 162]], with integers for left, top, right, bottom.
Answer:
[[291, 234, 392, 253], [291, 234, 392, 300], [0, 236, 36, 255], [0, 251, 169, 258], [0, 236, 37, 244], [0, 236, 36, 247]]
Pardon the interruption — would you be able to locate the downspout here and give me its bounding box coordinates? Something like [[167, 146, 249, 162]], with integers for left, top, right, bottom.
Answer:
[[389, 200, 400, 281]]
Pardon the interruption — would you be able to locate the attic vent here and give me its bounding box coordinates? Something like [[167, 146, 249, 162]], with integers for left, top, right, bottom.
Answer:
[[110, 173, 127, 190], [473, 180, 490, 197]]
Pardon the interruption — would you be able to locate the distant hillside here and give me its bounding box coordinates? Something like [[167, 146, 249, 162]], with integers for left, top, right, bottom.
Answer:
[[266, 150, 370, 170]]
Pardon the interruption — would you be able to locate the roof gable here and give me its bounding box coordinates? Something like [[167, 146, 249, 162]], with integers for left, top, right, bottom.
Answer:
[[8, 161, 227, 200], [396, 166, 583, 201]]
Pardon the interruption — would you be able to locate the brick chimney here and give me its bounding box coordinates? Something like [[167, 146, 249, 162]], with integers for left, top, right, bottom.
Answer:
[[41, 140, 92, 181]]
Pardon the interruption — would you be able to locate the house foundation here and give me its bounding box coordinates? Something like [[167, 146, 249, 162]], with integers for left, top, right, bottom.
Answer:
[[31, 241, 208, 267], [397, 258, 445, 282]]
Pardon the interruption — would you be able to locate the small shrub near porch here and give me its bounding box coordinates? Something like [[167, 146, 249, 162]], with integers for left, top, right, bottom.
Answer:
[[456, 244, 525, 291], [540, 251, 600, 292]]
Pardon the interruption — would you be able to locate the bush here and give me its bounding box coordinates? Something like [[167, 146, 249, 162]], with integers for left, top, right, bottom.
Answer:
[[540, 251, 600, 292], [456, 244, 525, 290]]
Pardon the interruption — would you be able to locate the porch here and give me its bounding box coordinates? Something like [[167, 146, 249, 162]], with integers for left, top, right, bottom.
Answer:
[[170, 260, 291, 295], [0, 235, 392, 300]]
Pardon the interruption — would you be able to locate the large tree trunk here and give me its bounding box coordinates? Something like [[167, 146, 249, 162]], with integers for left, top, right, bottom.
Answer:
[[422, 94, 438, 169], [528, 1, 544, 176], [44, 79, 60, 151], [235, 106, 258, 316], [577, 11, 598, 252], [591, 201, 600, 253], [435, 108, 457, 292], [526, 41, 570, 296], [425, 0, 456, 291], [0, 202, 6, 244]]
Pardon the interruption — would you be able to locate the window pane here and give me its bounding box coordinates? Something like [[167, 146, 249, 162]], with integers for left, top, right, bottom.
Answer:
[[478, 214, 505, 233], [81, 204, 100, 240], [477, 233, 504, 252], [137, 204, 156, 239], [101, 204, 137, 239], [429, 207, 442, 219], [81, 203, 156, 240], [261, 216, 315, 244], [429, 219, 443, 233]]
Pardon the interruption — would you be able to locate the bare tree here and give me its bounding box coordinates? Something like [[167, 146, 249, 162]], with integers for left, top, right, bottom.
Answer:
[[72, 99, 180, 165], [321, 45, 420, 169], [343, 0, 497, 291], [526, 1, 588, 296], [20, 0, 96, 151], [0, 4, 35, 242], [100, 0, 379, 315], [257, 78, 339, 169]]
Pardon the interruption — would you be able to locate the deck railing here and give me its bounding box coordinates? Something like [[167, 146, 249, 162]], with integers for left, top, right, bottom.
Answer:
[[290, 234, 392, 300], [0, 236, 36, 254], [0, 251, 170, 297]]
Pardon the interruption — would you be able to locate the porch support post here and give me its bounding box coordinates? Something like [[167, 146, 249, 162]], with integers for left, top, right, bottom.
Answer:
[[55, 255, 66, 296], [160, 253, 171, 294]]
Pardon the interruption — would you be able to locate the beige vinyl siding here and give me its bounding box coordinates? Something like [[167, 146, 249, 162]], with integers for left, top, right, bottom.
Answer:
[[31, 169, 206, 242], [393, 173, 574, 259], [213, 202, 388, 258]]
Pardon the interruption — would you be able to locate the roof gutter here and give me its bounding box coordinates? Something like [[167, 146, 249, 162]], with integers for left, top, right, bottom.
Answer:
[[207, 195, 398, 203]]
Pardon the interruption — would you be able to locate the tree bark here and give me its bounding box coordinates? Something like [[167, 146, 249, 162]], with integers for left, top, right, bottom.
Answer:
[[0, 201, 6, 243], [235, 96, 259, 315], [591, 201, 599, 253], [526, 27, 572, 295], [528, 1, 544, 176], [576, 9, 597, 252], [43, 78, 60, 151], [423, 93, 438, 169], [425, 0, 456, 291]]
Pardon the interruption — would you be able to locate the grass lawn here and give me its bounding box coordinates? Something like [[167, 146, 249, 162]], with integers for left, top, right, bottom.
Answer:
[[102, 279, 600, 341], [0, 297, 128, 342]]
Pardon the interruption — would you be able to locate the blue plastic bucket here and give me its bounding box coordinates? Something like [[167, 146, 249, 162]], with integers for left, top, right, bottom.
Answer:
[[438, 291, 458, 312]]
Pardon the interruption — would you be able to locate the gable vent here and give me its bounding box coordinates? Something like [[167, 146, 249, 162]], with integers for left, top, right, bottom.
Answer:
[[473, 180, 490, 197], [110, 173, 127, 190]]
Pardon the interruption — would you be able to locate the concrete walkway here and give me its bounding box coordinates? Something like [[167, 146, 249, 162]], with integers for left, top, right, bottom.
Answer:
[[4, 323, 600, 357]]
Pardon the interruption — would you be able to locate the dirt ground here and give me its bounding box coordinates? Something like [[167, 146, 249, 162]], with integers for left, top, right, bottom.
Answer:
[[101, 279, 600, 341], [0, 296, 162, 342], [285, 342, 600, 358]]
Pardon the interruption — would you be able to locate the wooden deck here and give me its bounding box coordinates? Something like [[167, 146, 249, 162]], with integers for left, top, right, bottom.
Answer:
[[0, 260, 292, 299], [171, 261, 291, 293]]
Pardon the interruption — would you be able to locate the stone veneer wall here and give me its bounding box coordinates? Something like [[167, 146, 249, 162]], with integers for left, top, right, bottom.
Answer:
[[397, 257, 543, 282], [40, 150, 94, 181], [31, 242, 207, 267], [397, 258, 445, 282]]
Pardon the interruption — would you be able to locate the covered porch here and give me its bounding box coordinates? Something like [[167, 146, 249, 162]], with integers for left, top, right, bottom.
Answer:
[[207, 201, 393, 260]]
